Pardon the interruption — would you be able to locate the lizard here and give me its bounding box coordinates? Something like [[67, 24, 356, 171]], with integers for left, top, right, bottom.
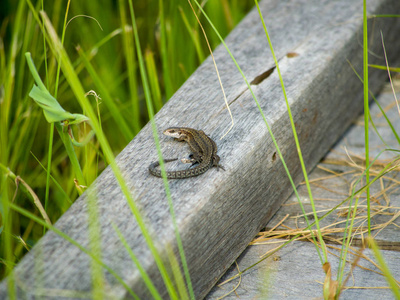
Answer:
[[149, 127, 224, 179]]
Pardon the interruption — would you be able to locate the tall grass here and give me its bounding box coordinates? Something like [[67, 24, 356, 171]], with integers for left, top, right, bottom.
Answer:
[[0, 0, 254, 286]]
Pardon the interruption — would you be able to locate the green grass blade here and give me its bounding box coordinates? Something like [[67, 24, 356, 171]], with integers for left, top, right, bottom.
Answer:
[[112, 223, 162, 300], [166, 244, 190, 300], [29, 152, 72, 206], [254, 0, 326, 262], [368, 111, 389, 147], [145, 49, 164, 112], [367, 236, 400, 298], [126, 1, 193, 298], [1, 1, 28, 296], [348, 60, 400, 146], [363, 0, 371, 235], [118, 2, 140, 135], [159, 0, 173, 99], [178, 6, 205, 63], [370, 14, 400, 18], [87, 191, 106, 299], [77, 50, 134, 142], [369, 64, 400, 72]]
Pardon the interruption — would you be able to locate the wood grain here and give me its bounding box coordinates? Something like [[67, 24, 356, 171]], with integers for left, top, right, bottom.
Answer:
[[207, 90, 400, 299], [2, 0, 400, 299]]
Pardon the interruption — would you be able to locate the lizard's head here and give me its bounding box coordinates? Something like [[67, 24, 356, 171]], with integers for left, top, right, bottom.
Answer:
[[163, 127, 184, 138]]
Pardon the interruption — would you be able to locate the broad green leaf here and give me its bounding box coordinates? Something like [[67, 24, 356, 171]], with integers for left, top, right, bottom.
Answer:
[[29, 85, 74, 123]]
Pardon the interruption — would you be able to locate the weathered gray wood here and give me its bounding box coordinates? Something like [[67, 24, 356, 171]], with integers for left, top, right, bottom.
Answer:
[[207, 90, 400, 299], [206, 241, 400, 299], [264, 91, 400, 250], [2, 0, 400, 299]]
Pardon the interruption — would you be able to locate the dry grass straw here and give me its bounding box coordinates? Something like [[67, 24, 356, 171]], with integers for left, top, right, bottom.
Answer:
[[253, 148, 400, 245], [217, 148, 400, 295]]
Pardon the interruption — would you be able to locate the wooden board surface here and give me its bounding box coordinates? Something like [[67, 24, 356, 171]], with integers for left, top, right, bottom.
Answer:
[[264, 90, 400, 250], [2, 0, 400, 299], [206, 241, 400, 299], [207, 90, 400, 299]]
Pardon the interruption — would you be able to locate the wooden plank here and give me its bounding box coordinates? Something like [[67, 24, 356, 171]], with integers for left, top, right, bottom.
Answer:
[[207, 90, 400, 299], [2, 0, 400, 299], [263, 90, 400, 250], [206, 241, 400, 299]]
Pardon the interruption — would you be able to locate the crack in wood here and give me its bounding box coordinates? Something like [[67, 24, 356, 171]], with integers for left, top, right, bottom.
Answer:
[[250, 67, 276, 85], [226, 66, 277, 108]]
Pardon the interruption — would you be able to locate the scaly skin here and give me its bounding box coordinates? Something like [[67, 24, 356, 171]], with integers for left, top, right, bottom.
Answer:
[[149, 127, 224, 179]]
